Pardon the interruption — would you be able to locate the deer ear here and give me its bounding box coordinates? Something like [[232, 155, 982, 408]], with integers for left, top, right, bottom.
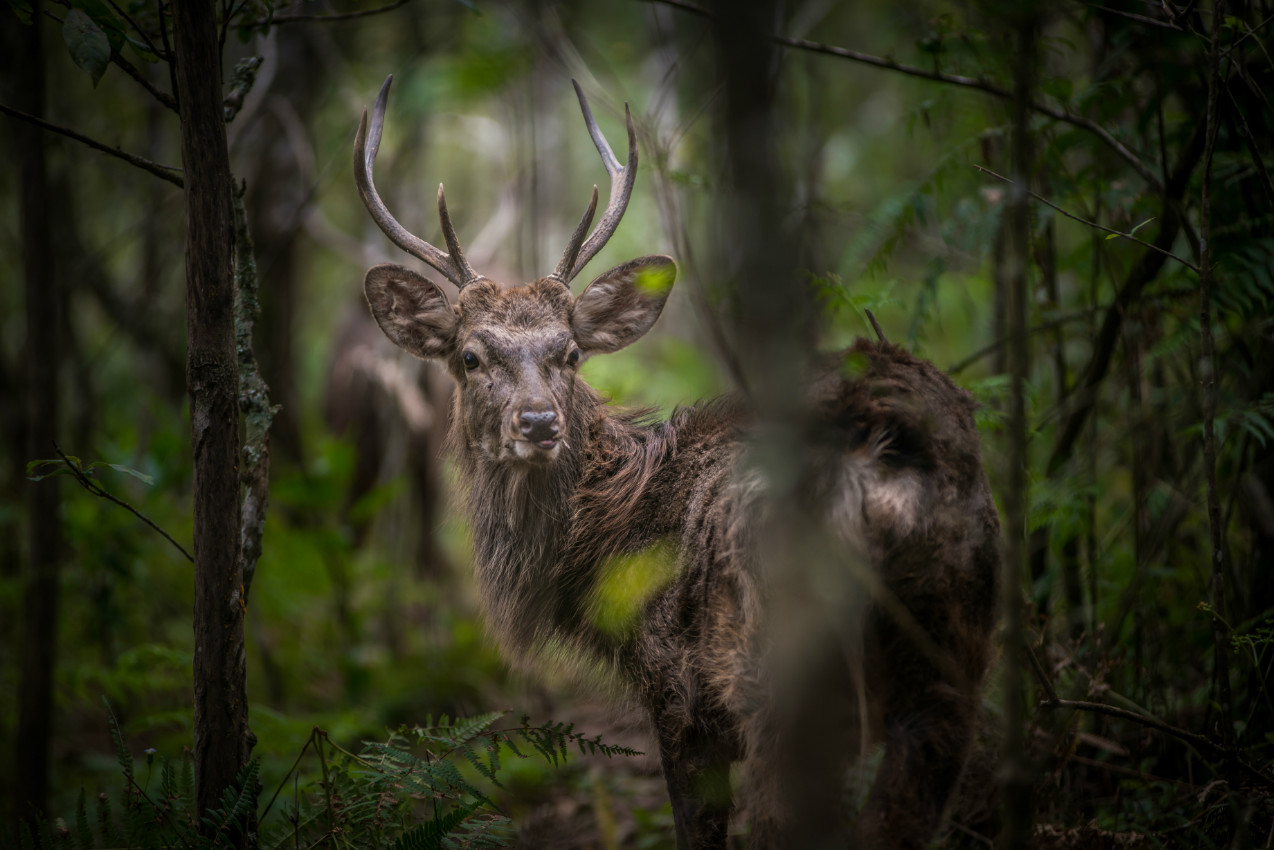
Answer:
[[364, 263, 457, 359], [572, 256, 676, 354]]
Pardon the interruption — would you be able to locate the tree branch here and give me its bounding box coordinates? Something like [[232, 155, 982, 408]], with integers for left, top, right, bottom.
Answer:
[[0, 102, 183, 187], [975, 165, 1199, 272], [642, 0, 1164, 192], [1044, 118, 1206, 476], [248, 0, 412, 25], [110, 48, 178, 111], [48, 445, 194, 563], [1038, 698, 1273, 789]]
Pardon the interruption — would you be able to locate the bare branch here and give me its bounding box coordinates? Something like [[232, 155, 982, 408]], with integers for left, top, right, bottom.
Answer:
[[110, 48, 178, 111], [48, 444, 194, 563], [252, 0, 412, 25], [0, 102, 183, 187], [102, 0, 169, 60], [975, 165, 1199, 272], [1074, 0, 1184, 30], [1040, 699, 1233, 761]]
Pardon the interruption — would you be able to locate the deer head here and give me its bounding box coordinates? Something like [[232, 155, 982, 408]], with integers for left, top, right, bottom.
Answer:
[[354, 76, 676, 466]]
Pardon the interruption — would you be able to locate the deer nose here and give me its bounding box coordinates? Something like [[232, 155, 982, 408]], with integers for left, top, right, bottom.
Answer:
[[519, 410, 559, 443]]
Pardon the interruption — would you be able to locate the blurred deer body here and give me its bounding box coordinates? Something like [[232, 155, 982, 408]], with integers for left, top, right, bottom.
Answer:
[[354, 77, 1000, 849]]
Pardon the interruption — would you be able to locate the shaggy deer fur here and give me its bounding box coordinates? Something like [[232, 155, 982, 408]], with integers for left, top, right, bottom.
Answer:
[[355, 77, 1000, 849]]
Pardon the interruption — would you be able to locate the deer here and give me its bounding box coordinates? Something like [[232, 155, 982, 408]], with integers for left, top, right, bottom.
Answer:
[[353, 76, 1001, 850]]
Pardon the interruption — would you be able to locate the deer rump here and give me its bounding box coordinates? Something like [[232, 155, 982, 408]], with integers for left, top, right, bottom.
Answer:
[[353, 76, 1000, 849]]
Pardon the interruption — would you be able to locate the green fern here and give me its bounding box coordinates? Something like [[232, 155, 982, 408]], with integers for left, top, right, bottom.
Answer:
[[198, 757, 261, 850], [73, 790, 93, 850], [391, 805, 473, 850]]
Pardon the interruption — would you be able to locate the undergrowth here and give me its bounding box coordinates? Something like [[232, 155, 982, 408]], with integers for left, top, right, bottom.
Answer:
[[2, 701, 640, 850]]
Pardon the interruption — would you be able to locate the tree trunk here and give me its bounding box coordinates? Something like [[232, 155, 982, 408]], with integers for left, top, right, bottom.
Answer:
[[1000, 5, 1040, 849], [12, 1, 62, 823], [170, 1, 252, 837]]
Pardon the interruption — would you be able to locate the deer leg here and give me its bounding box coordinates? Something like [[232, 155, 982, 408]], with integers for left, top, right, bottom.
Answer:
[[856, 676, 976, 850], [744, 646, 859, 850], [654, 714, 733, 850]]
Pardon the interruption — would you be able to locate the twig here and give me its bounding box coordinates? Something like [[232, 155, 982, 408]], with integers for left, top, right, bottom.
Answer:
[[1025, 639, 1059, 703], [641, 0, 1164, 192], [1040, 699, 1274, 790], [1040, 699, 1216, 757], [109, 48, 178, 111], [250, 0, 412, 25], [1075, 0, 1183, 30], [1044, 118, 1207, 477], [102, 0, 169, 61], [1222, 81, 1274, 209], [864, 309, 888, 343], [1222, 10, 1274, 57], [50, 444, 194, 562], [0, 102, 183, 187], [974, 165, 1199, 272], [950, 309, 1095, 374]]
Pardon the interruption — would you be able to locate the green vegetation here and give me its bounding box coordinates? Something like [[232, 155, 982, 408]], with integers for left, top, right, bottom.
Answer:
[[1, 0, 1271, 846]]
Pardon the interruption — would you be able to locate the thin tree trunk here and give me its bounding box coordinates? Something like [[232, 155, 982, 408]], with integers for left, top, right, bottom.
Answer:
[[171, 1, 253, 837], [1198, 0, 1233, 758], [13, 1, 61, 823], [1001, 5, 1040, 849]]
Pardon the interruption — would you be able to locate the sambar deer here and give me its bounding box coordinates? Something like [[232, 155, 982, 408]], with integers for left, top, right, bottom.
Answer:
[[353, 76, 1000, 849]]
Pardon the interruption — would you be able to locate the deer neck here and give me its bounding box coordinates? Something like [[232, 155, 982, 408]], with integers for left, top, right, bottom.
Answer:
[[456, 390, 674, 657]]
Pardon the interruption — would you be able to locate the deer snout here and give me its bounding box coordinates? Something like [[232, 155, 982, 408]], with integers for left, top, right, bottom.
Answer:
[[518, 409, 559, 445]]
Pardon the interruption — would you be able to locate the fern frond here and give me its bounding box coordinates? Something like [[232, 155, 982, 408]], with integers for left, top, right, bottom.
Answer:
[[74, 790, 94, 850], [391, 806, 472, 850], [94, 790, 113, 847], [198, 758, 261, 850], [446, 812, 515, 850], [103, 698, 133, 781]]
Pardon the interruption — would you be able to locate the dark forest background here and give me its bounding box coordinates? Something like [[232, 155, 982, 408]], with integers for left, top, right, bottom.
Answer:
[[1, 0, 1272, 847]]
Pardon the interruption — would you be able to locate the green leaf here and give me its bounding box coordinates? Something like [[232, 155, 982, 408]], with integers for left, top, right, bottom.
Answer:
[[1128, 216, 1155, 237], [85, 461, 155, 486], [62, 8, 110, 86], [25, 458, 67, 481], [70, 0, 127, 51], [8, 0, 33, 24]]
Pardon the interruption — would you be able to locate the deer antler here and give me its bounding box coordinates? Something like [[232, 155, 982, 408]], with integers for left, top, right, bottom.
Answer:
[[550, 80, 638, 284], [354, 75, 483, 290]]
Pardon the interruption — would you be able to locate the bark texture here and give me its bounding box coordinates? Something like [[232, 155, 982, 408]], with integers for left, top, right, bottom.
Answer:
[[171, 0, 252, 835]]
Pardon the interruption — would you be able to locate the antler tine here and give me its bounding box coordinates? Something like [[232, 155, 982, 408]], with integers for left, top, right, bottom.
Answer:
[[354, 75, 478, 290], [550, 185, 598, 282], [437, 184, 482, 287], [558, 80, 639, 283]]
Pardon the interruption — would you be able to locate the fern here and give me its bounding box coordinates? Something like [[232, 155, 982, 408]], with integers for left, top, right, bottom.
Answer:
[[391, 806, 474, 850], [102, 698, 133, 782], [73, 790, 93, 850], [198, 757, 261, 850]]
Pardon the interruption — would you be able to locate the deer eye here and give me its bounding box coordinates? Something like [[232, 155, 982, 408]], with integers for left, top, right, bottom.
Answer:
[[462, 351, 480, 371], [566, 348, 580, 367]]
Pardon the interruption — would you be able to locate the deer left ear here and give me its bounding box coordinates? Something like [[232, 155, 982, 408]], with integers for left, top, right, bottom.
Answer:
[[572, 256, 676, 354]]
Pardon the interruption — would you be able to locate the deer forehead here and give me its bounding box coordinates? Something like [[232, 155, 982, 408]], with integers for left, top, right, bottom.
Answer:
[[456, 279, 578, 344]]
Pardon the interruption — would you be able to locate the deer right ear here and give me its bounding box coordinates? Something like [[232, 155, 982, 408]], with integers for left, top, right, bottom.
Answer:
[[573, 256, 676, 354], [364, 263, 458, 359]]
